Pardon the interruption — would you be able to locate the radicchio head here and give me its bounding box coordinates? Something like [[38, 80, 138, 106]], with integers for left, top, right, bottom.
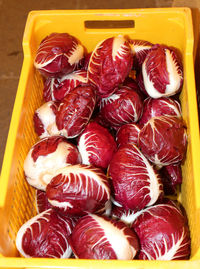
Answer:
[[46, 164, 111, 215], [138, 115, 187, 166], [108, 144, 163, 211], [56, 85, 96, 138], [99, 86, 143, 129], [78, 121, 117, 170], [24, 136, 81, 191], [142, 45, 183, 98], [16, 209, 75, 258], [139, 97, 182, 126], [69, 214, 139, 259], [88, 35, 133, 97], [131, 202, 191, 260], [34, 33, 84, 78]]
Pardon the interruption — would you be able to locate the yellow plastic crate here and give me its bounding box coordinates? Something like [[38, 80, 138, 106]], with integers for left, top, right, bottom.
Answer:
[[0, 8, 200, 269]]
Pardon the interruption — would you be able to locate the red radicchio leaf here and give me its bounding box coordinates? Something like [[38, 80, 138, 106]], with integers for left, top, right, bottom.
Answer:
[[108, 143, 163, 211], [43, 77, 61, 102], [136, 70, 149, 96], [123, 77, 146, 101], [116, 123, 141, 147], [31, 136, 71, 162], [81, 52, 92, 70], [138, 115, 187, 166], [131, 202, 191, 260], [56, 85, 96, 138], [88, 36, 133, 98], [34, 33, 84, 78], [146, 45, 169, 94], [46, 164, 111, 216], [128, 39, 153, 69], [78, 121, 117, 170], [16, 209, 76, 258], [33, 112, 45, 137], [69, 214, 139, 259], [36, 190, 52, 213]]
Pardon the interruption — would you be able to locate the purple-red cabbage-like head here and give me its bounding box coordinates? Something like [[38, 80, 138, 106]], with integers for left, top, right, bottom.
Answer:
[[116, 123, 141, 147], [142, 44, 183, 98], [78, 121, 117, 170], [46, 164, 111, 216], [69, 214, 139, 259], [24, 136, 81, 191], [159, 163, 182, 195], [131, 202, 190, 260], [56, 85, 96, 138], [34, 33, 84, 78], [138, 115, 187, 166], [16, 209, 76, 258], [100, 86, 143, 129], [108, 143, 163, 211], [88, 35, 133, 98]]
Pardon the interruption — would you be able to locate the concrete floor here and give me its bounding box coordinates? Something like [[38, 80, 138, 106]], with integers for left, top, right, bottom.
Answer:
[[0, 0, 200, 170]]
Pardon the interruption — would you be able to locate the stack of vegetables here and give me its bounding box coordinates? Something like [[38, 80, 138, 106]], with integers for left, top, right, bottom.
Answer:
[[16, 33, 190, 260]]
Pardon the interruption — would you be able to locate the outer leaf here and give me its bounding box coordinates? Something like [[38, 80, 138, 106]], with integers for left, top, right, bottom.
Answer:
[[138, 115, 187, 166], [33, 101, 59, 138], [78, 121, 117, 169], [88, 36, 133, 97], [34, 33, 84, 77], [16, 209, 75, 258], [108, 144, 163, 210], [128, 39, 153, 69], [116, 123, 141, 147], [69, 214, 139, 259], [56, 85, 96, 138], [131, 203, 191, 260], [36, 190, 52, 213], [24, 136, 81, 191], [46, 164, 110, 215], [54, 70, 88, 101]]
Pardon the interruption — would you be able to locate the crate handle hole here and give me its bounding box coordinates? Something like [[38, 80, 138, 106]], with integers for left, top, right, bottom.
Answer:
[[84, 20, 135, 29]]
